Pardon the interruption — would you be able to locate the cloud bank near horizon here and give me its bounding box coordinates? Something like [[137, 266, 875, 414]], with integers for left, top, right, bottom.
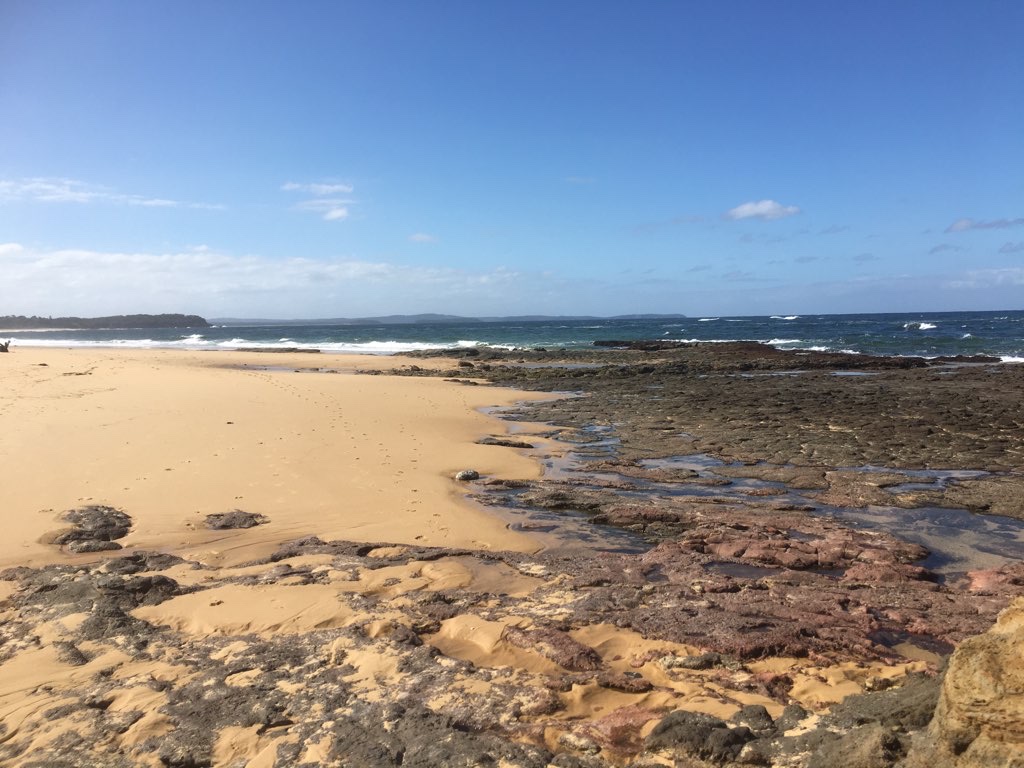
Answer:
[[2, 242, 1021, 320], [0, 242, 545, 318]]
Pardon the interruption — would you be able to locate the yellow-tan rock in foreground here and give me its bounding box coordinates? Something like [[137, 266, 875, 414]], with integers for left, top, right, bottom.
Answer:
[[907, 596, 1024, 767]]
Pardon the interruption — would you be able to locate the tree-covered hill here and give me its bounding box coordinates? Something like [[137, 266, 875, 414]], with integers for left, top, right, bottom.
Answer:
[[0, 314, 210, 329]]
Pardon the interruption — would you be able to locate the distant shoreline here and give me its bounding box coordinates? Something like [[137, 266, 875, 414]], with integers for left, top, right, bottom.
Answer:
[[0, 313, 210, 331]]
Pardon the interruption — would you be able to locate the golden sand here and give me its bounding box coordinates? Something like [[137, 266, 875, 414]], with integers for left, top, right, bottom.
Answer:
[[0, 348, 549, 569]]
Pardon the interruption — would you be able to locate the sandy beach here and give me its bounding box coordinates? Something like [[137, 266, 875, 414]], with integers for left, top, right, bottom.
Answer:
[[1, 345, 1021, 767], [0, 348, 550, 570]]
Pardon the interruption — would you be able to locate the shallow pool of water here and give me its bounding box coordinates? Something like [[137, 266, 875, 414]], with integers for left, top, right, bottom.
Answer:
[[482, 414, 1024, 575], [826, 504, 1024, 573]]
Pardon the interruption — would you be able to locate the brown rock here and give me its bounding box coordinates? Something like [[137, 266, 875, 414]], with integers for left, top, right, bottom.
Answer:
[[502, 626, 603, 671], [841, 562, 937, 587], [582, 704, 662, 752], [596, 671, 653, 693]]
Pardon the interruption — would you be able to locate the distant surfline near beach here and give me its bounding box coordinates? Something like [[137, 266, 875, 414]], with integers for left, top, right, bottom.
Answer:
[[4, 310, 1023, 362]]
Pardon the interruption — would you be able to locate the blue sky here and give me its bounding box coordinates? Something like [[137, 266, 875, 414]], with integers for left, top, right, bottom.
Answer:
[[1, 1, 1022, 318]]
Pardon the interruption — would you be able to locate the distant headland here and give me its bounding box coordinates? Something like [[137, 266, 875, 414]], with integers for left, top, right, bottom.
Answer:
[[213, 313, 688, 326], [0, 314, 210, 330]]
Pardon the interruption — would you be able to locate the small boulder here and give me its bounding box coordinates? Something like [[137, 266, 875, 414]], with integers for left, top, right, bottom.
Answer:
[[67, 539, 123, 554], [455, 469, 480, 482], [51, 506, 132, 552], [204, 510, 269, 530], [645, 710, 753, 763], [659, 652, 722, 670], [731, 704, 776, 735], [775, 703, 812, 732]]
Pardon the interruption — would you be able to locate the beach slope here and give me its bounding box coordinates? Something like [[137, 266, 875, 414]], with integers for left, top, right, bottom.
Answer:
[[0, 349, 547, 569]]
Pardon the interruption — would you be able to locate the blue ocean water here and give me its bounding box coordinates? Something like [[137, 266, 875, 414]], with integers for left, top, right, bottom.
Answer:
[[5, 310, 1023, 361]]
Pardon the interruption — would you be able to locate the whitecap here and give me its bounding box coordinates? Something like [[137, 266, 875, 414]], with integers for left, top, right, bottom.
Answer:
[[663, 338, 732, 344], [456, 339, 518, 351], [697, 317, 719, 322], [770, 315, 800, 320]]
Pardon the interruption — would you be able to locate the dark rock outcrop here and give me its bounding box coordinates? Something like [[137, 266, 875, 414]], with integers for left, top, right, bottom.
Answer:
[[204, 510, 269, 529], [477, 437, 536, 449], [50, 506, 132, 553], [645, 710, 754, 763]]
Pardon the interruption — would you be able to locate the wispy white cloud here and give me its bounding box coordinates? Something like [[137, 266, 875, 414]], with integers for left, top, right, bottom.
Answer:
[[281, 181, 354, 195], [722, 270, 760, 281], [408, 233, 438, 243], [928, 244, 964, 255], [1000, 241, 1024, 254], [283, 180, 356, 221], [724, 199, 800, 221], [0, 177, 222, 210], [293, 198, 353, 221], [946, 217, 1024, 233]]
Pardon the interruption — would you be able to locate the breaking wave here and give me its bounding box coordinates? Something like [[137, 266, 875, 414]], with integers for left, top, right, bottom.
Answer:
[[7, 336, 515, 355]]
